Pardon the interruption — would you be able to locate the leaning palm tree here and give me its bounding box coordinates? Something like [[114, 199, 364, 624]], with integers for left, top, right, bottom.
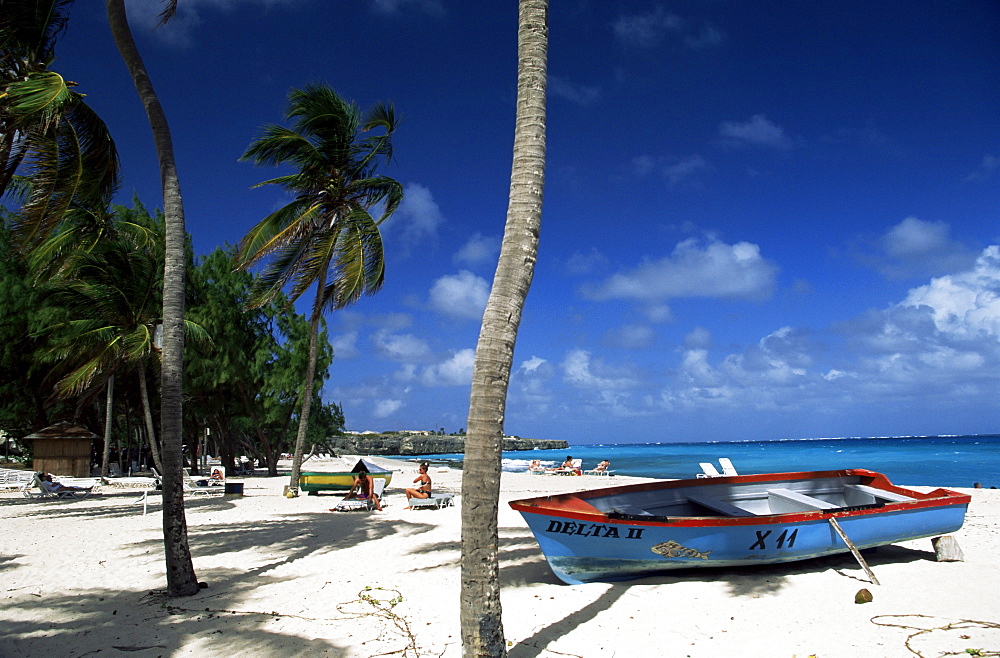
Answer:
[[0, 0, 120, 251], [237, 83, 402, 496], [460, 1, 548, 655], [106, 0, 198, 598]]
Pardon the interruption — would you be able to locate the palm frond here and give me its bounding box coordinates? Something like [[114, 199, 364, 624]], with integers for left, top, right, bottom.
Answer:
[[240, 83, 400, 317], [235, 199, 321, 270], [3, 71, 77, 130]]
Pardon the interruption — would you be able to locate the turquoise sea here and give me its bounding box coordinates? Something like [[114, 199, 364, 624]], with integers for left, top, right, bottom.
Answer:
[[409, 435, 1000, 488]]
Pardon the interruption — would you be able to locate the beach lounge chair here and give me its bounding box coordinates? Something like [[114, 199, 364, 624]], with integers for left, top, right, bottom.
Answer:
[[22, 473, 93, 500], [697, 459, 739, 478], [553, 459, 583, 475], [408, 493, 455, 509], [698, 462, 722, 478], [584, 461, 612, 476], [332, 478, 386, 512], [0, 468, 34, 490]]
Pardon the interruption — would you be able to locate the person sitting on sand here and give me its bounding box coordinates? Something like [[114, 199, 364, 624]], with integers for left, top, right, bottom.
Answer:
[[593, 460, 611, 472], [404, 462, 432, 509], [342, 471, 382, 511], [38, 472, 92, 493], [528, 459, 544, 473]]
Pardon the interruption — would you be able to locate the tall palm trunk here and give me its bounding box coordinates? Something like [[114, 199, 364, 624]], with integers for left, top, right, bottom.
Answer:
[[137, 361, 163, 473], [460, 1, 547, 655], [106, 0, 199, 597], [287, 264, 329, 495], [101, 374, 114, 478]]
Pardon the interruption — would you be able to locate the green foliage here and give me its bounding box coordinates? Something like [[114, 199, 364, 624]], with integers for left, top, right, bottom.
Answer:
[[236, 83, 402, 317], [185, 246, 340, 464], [0, 213, 70, 431], [0, 0, 120, 250]]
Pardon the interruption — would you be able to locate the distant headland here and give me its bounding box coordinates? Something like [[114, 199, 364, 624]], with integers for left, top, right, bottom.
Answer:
[[333, 431, 568, 456]]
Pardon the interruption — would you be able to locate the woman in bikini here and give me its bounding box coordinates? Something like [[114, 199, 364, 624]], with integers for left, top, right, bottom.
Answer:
[[404, 462, 432, 509]]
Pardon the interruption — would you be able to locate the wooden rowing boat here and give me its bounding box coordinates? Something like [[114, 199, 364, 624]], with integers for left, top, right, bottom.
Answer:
[[300, 458, 393, 493], [509, 469, 970, 584]]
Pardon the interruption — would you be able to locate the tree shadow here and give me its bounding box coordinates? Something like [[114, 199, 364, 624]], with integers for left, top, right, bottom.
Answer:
[[507, 585, 629, 658], [2, 510, 450, 656], [2, 586, 358, 657], [500, 527, 944, 655]]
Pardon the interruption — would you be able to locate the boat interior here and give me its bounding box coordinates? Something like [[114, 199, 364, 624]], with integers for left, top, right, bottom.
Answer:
[[584, 474, 917, 519]]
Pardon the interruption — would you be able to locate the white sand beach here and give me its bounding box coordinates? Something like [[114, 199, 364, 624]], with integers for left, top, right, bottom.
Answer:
[[2, 458, 999, 657]]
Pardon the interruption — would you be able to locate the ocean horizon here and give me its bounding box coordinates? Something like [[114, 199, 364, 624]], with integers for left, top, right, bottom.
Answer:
[[403, 434, 1000, 489]]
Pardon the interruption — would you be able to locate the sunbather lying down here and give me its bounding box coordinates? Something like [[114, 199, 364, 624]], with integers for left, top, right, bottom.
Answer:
[[39, 472, 93, 493]]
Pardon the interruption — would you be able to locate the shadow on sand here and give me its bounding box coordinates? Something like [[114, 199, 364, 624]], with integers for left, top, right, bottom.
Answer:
[[1, 503, 452, 657], [501, 526, 939, 657]]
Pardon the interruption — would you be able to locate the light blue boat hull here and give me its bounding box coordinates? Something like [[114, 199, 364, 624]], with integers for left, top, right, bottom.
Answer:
[[523, 504, 966, 584], [511, 469, 970, 585]]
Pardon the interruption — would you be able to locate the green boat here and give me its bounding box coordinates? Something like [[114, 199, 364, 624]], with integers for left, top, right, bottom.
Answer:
[[300, 459, 393, 494]]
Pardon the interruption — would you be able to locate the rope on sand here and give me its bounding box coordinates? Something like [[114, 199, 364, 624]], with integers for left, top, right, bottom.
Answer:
[[871, 614, 1000, 657]]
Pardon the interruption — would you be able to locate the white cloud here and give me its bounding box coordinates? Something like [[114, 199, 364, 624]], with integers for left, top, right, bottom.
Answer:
[[965, 154, 999, 182], [629, 154, 712, 186], [373, 399, 403, 418], [519, 356, 548, 374], [124, 0, 296, 46], [684, 327, 712, 349], [422, 349, 475, 387], [564, 248, 609, 276], [717, 114, 793, 149], [454, 233, 500, 266], [549, 75, 601, 105], [372, 0, 444, 15], [330, 331, 359, 359], [877, 217, 976, 279], [613, 7, 722, 50], [391, 183, 444, 245], [428, 270, 489, 319], [584, 237, 778, 302], [613, 7, 684, 47], [602, 324, 656, 350], [372, 330, 433, 362], [665, 154, 711, 186], [562, 349, 637, 391], [899, 245, 1000, 339]]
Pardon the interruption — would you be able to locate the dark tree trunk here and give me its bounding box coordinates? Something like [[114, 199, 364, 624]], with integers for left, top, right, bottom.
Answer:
[[106, 0, 199, 598]]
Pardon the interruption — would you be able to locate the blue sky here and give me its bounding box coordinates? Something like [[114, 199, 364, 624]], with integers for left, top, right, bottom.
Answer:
[[54, 0, 998, 443]]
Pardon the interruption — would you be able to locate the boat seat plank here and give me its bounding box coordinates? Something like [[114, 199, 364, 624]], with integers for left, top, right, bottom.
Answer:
[[767, 488, 839, 512], [611, 504, 653, 516], [687, 492, 757, 517], [844, 483, 915, 503]]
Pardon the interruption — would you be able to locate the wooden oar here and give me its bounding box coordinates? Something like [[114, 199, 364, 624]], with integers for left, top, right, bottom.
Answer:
[[829, 517, 880, 585]]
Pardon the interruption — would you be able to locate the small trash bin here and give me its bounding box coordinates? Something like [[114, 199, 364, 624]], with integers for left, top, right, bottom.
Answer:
[[224, 482, 244, 496]]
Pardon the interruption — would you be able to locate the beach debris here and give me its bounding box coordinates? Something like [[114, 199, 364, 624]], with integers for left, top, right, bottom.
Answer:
[[872, 614, 1000, 657], [932, 535, 965, 562], [855, 588, 874, 604]]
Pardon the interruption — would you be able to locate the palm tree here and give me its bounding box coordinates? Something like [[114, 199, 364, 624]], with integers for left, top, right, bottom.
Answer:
[[237, 83, 402, 496], [105, 0, 198, 598], [460, 1, 548, 655], [0, 0, 120, 251], [40, 215, 208, 472]]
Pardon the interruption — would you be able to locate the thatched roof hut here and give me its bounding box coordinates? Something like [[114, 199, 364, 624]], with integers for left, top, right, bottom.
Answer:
[[24, 422, 98, 477]]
